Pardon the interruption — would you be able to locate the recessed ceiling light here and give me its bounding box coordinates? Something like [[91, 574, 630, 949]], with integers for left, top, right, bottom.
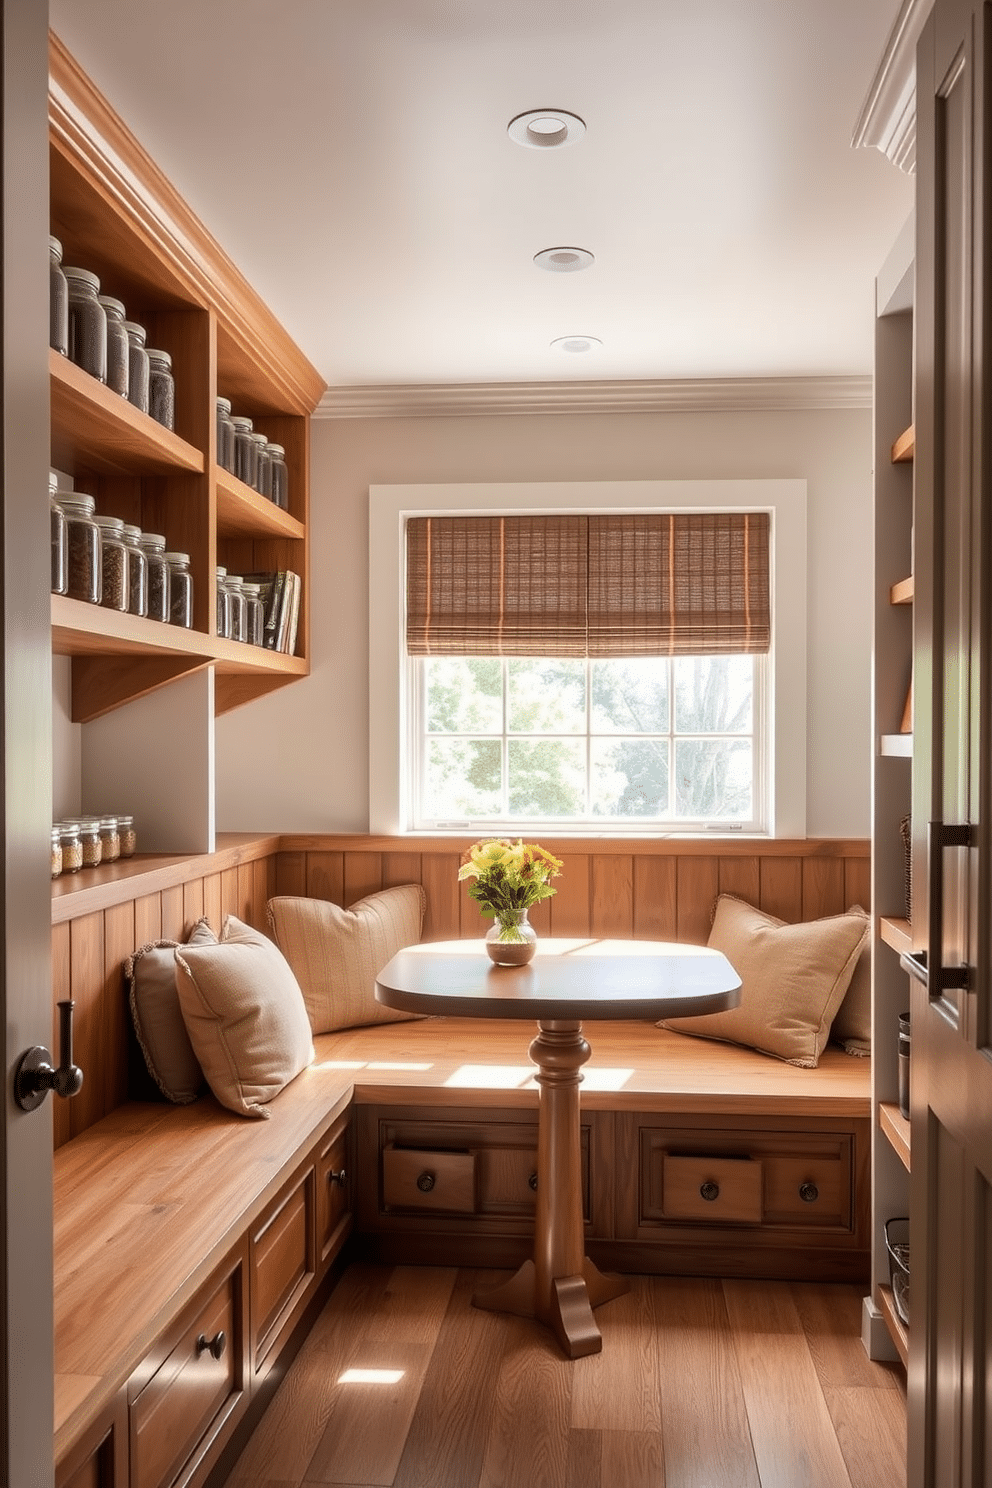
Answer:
[[508, 109, 586, 149], [551, 335, 602, 354], [534, 246, 594, 273]]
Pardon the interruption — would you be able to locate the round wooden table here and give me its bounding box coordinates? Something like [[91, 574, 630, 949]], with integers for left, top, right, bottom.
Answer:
[[375, 937, 741, 1359]]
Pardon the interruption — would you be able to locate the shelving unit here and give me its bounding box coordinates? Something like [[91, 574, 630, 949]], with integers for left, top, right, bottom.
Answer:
[[867, 215, 915, 1365]]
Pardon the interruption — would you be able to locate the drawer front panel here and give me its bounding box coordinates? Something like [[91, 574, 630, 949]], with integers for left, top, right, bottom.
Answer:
[[130, 1272, 237, 1488], [662, 1155, 763, 1223], [252, 1169, 314, 1365], [477, 1144, 540, 1212], [318, 1122, 351, 1266], [383, 1146, 477, 1213], [763, 1151, 849, 1227]]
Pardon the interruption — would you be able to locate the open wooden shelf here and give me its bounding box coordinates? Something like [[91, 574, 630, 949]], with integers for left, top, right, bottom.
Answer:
[[50, 349, 204, 477], [891, 424, 915, 464], [878, 1284, 909, 1367], [890, 576, 914, 605], [880, 916, 913, 955], [879, 1101, 911, 1171], [215, 464, 306, 541], [880, 733, 913, 757]]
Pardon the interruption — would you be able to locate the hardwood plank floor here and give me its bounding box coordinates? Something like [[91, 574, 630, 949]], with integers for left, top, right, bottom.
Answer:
[[221, 1265, 905, 1488]]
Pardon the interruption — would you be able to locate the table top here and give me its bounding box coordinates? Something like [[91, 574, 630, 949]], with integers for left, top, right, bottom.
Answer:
[[375, 937, 741, 1022]]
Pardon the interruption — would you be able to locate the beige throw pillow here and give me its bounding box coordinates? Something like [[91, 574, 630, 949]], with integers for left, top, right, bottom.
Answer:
[[267, 884, 426, 1034], [831, 905, 871, 1056], [174, 915, 314, 1118], [126, 917, 218, 1102], [663, 894, 869, 1067]]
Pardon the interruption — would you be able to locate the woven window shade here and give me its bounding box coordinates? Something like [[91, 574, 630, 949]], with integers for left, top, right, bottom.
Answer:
[[406, 512, 769, 658]]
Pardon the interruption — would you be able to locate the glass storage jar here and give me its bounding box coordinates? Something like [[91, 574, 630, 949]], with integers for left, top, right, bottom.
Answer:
[[94, 515, 129, 612], [64, 266, 107, 382], [57, 822, 83, 874], [139, 532, 170, 623], [146, 348, 175, 430], [216, 566, 230, 638], [50, 472, 68, 596], [51, 827, 63, 880], [242, 581, 265, 646], [50, 236, 68, 356], [98, 295, 130, 398], [250, 432, 270, 497], [216, 397, 235, 473], [231, 416, 256, 487], [266, 443, 289, 509], [122, 525, 149, 618], [57, 492, 101, 604], [118, 814, 137, 857], [225, 575, 247, 643], [124, 321, 150, 415], [166, 552, 193, 627], [78, 819, 103, 869], [98, 816, 121, 863]]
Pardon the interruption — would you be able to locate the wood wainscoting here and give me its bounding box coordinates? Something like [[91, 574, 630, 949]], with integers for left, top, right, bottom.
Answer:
[[50, 834, 869, 1150]]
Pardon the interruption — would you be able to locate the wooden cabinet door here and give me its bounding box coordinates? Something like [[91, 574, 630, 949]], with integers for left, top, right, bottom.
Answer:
[[912, 3, 992, 1482]]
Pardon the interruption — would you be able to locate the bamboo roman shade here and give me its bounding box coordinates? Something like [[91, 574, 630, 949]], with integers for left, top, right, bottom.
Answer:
[[406, 512, 770, 658]]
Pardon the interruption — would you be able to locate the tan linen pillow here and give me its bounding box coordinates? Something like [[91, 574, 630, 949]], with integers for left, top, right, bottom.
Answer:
[[174, 914, 314, 1118], [831, 905, 871, 1056], [126, 917, 218, 1103], [663, 894, 869, 1067], [267, 884, 426, 1034]]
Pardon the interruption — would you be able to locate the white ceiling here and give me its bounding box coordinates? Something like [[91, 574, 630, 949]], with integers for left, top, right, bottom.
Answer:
[[49, 0, 914, 398]]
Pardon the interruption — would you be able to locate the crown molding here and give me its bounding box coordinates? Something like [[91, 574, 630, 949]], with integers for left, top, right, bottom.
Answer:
[[315, 375, 873, 420], [851, 0, 933, 173]]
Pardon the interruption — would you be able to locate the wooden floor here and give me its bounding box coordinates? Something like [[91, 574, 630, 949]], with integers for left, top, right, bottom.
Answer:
[[220, 1264, 906, 1488]]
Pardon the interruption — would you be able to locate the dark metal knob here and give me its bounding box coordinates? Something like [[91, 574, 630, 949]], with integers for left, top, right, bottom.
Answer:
[[416, 1171, 436, 1193], [196, 1330, 226, 1360], [328, 1168, 347, 1187], [14, 1000, 84, 1112], [700, 1181, 720, 1202], [799, 1181, 819, 1203], [529, 1172, 538, 1192]]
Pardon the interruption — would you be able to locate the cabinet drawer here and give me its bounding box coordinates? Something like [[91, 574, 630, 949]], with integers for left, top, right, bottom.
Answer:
[[252, 1167, 315, 1368], [663, 1155, 763, 1223], [383, 1145, 477, 1213], [130, 1267, 240, 1488], [763, 1152, 848, 1226], [318, 1118, 352, 1268]]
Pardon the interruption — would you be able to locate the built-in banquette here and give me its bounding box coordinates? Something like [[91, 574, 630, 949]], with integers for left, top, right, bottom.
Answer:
[[52, 833, 872, 1488]]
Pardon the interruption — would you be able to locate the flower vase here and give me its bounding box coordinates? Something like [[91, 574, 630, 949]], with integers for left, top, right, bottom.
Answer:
[[485, 908, 537, 966]]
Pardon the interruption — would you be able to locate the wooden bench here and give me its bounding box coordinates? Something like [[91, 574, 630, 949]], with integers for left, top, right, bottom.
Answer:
[[54, 1015, 870, 1488]]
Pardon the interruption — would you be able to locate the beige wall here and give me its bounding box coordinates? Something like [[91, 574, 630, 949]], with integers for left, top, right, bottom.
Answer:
[[214, 404, 873, 837]]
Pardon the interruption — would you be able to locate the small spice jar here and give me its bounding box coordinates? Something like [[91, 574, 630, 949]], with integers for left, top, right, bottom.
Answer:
[[231, 416, 256, 487], [216, 566, 230, 638], [50, 236, 68, 356], [146, 348, 175, 430], [122, 524, 149, 619], [98, 295, 130, 398], [225, 575, 247, 643], [118, 814, 137, 857], [266, 443, 289, 510], [242, 581, 265, 646], [216, 397, 235, 473], [50, 472, 68, 596], [78, 819, 103, 869], [57, 492, 102, 604], [64, 266, 107, 382], [98, 816, 121, 863], [57, 822, 83, 874], [94, 515, 129, 612], [124, 321, 150, 415], [139, 532, 170, 623], [250, 432, 270, 496], [51, 827, 63, 880], [166, 552, 193, 628]]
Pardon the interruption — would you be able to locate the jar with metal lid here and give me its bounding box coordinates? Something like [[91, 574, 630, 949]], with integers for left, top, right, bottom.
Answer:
[[57, 492, 101, 604], [50, 236, 68, 356], [266, 444, 289, 510], [250, 432, 270, 496], [225, 575, 247, 643], [216, 398, 235, 473], [98, 816, 121, 863], [242, 581, 265, 646], [124, 321, 150, 415], [139, 532, 170, 623], [50, 472, 68, 596], [51, 827, 63, 880], [231, 416, 256, 488], [118, 815, 137, 857], [97, 295, 130, 398], [121, 524, 149, 618], [166, 552, 193, 628], [77, 819, 103, 869], [216, 566, 230, 638], [94, 515, 128, 612], [58, 823, 83, 874], [146, 348, 175, 430], [64, 266, 107, 382]]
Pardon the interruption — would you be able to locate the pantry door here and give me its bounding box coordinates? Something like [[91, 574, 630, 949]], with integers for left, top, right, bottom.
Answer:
[[1, 0, 58, 1484], [911, 1, 992, 1483]]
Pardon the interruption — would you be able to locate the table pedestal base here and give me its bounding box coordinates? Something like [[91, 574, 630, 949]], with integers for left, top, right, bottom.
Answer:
[[471, 1018, 628, 1358]]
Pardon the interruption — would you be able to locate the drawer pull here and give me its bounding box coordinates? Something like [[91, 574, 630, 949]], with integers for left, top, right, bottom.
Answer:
[[799, 1181, 819, 1203], [529, 1172, 538, 1192], [328, 1168, 348, 1187], [196, 1329, 227, 1361], [699, 1181, 720, 1202], [416, 1171, 436, 1193]]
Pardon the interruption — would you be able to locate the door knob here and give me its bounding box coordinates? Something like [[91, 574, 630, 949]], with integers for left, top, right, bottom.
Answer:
[[14, 1000, 84, 1111]]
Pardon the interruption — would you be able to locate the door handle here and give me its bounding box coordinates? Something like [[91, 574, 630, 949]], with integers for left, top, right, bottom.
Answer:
[[927, 821, 972, 995], [14, 999, 84, 1111]]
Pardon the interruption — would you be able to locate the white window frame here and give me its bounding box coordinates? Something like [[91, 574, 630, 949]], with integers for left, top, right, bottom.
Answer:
[[369, 480, 807, 837]]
